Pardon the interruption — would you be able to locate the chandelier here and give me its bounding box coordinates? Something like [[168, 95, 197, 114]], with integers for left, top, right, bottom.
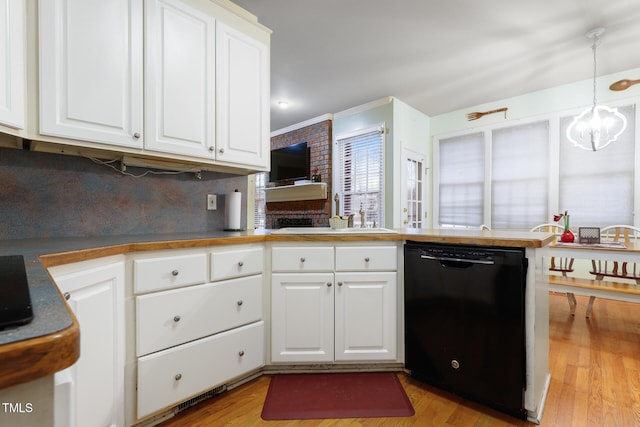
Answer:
[[566, 27, 627, 151]]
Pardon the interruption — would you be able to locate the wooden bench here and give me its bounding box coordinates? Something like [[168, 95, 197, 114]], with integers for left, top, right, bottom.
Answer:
[[548, 275, 640, 317]]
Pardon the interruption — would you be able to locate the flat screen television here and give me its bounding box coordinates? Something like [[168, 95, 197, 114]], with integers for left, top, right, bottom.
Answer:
[[270, 141, 310, 183]]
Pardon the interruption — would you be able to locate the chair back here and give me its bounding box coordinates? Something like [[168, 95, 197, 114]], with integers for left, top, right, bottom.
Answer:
[[600, 225, 640, 244], [530, 223, 564, 234], [530, 224, 573, 275]]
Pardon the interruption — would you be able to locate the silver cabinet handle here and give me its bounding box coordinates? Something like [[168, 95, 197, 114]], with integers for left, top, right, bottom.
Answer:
[[175, 373, 182, 381], [238, 350, 245, 357], [364, 257, 370, 262], [300, 257, 306, 262], [209, 146, 215, 152], [338, 282, 343, 286], [238, 261, 244, 267], [237, 300, 243, 306], [219, 148, 225, 154], [327, 282, 332, 287], [64, 292, 70, 300], [171, 269, 179, 276], [173, 315, 181, 322], [133, 132, 141, 139]]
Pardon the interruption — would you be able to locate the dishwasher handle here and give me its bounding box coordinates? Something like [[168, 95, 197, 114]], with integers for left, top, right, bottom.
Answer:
[[420, 253, 495, 265]]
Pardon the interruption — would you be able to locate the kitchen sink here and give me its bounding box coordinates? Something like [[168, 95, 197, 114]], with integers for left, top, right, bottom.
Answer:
[[270, 227, 398, 235]]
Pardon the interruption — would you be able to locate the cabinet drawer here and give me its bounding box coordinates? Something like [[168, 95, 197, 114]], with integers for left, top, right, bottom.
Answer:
[[134, 253, 207, 293], [137, 321, 264, 418], [136, 275, 263, 356], [335, 246, 397, 271], [210, 247, 263, 282], [271, 246, 334, 272]]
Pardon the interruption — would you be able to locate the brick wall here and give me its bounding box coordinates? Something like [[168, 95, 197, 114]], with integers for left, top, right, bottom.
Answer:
[[267, 120, 332, 228]]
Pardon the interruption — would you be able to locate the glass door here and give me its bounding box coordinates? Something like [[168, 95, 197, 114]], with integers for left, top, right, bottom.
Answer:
[[401, 148, 427, 228]]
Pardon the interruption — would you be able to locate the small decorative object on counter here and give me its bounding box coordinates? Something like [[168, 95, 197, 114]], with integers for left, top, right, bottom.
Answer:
[[554, 210, 575, 243], [311, 167, 321, 182], [578, 227, 601, 244], [329, 216, 348, 229]]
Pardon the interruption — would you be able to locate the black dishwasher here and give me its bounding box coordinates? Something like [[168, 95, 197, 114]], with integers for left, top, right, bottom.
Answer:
[[404, 241, 527, 419]]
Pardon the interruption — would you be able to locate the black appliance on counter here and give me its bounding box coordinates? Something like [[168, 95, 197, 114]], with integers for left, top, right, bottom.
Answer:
[[404, 241, 528, 419], [1, 255, 34, 329]]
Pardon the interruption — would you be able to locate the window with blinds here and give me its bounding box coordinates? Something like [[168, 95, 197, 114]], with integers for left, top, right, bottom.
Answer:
[[335, 127, 385, 227], [438, 132, 485, 228], [491, 121, 549, 229], [559, 104, 635, 227], [253, 172, 266, 229]]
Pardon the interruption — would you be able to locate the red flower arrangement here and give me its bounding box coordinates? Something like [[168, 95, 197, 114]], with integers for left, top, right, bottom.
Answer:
[[554, 210, 575, 242]]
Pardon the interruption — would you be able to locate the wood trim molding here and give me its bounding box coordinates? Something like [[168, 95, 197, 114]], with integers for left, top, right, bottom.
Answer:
[[0, 318, 79, 390]]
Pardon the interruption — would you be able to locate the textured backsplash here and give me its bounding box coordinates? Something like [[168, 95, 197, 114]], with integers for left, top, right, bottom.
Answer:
[[0, 147, 248, 240]]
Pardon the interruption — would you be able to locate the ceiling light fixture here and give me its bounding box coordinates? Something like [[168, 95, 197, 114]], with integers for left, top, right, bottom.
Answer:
[[566, 27, 627, 151], [277, 101, 289, 109]]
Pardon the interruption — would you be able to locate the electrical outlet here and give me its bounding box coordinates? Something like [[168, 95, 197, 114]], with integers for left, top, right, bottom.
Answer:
[[207, 194, 217, 210]]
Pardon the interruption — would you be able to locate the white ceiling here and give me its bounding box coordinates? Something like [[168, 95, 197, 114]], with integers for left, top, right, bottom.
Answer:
[[232, 0, 640, 132]]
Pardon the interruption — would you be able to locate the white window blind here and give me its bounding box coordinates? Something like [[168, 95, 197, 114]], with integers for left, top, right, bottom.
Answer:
[[253, 172, 266, 229], [438, 132, 484, 228], [559, 104, 635, 227], [336, 127, 384, 226], [491, 121, 549, 230]]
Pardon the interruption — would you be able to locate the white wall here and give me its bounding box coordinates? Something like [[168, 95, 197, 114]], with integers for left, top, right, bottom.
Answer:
[[431, 67, 640, 137]]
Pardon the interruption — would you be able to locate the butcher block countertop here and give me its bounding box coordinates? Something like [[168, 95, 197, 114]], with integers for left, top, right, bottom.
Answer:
[[0, 228, 553, 389]]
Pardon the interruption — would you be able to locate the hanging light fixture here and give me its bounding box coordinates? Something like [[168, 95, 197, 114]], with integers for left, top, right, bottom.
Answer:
[[566, 27, 627, 151]]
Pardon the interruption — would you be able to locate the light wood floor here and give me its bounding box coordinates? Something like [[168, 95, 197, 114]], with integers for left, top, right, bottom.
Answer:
[[158, 294, 640, 426]]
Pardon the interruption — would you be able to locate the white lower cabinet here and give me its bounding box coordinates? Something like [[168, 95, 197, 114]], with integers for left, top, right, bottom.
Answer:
[[270, 243, 398, 363], [133, 244, 265, 420], [271, 272, 335, 362], [49, 256, 126, 427], [334, 272, 397, 361], [137, 320, 264, 418]]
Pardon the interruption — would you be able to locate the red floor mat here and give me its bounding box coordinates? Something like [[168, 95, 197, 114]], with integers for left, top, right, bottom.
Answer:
[[260, 372, 415, 420]]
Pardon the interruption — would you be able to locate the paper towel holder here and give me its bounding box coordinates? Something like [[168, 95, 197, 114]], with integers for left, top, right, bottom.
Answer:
[[223, 189, 244, 232]]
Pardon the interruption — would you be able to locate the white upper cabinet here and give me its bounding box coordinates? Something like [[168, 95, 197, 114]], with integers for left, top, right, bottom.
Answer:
[[144, 0, 216, 158], [39, 0, 144, 148], [216, 21, 269, 168], [35, 0, 269, 170], [0, 0, 25, 129]]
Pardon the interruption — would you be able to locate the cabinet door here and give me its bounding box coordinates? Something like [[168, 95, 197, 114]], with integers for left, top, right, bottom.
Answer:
[[271, 273, 334, 363], [144, 0, 216, 158], [0, 0, 24, 129], [334, 272, 397, 361], [216, 21, 269, 168], [39, 0, 143, 148], [52, 261, 125, 427]]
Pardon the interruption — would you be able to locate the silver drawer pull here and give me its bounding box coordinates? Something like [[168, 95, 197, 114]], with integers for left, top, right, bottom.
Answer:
[[173, 315, 181, 322], [171, 269, 179, 276], [175, 373, 182, 381], [338, 282, 343, 286], [238, 261, 244, 267], [64, 292, 70, 300], [327, 282, 332, 287], [300, 257, 306, 262], [238, 350, 245, 357], [133, 132, 141, 139], [364, 257, 370, 262], [237, 300, 243, 306]]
